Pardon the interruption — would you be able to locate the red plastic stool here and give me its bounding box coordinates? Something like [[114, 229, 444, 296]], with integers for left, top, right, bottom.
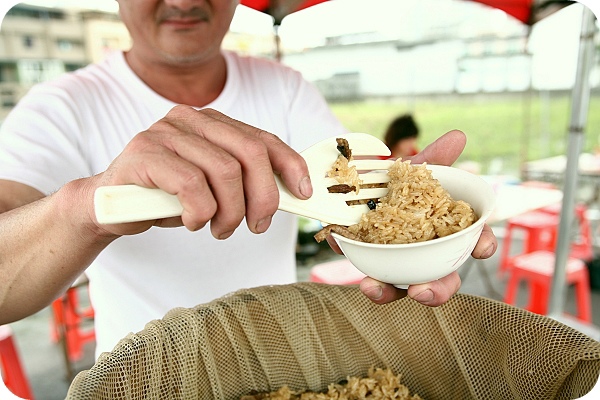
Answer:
[[50, 275, 95, 379], [538, 202, 587, 221], [538, 203, 594, 262], [498, 211, 559, 277], [503, 250, 592, 323], [0, 325, 34, 400], [309, 259, 366, 285]]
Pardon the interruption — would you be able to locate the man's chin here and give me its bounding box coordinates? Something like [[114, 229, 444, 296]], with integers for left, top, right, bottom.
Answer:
[[158, 47, 220, 65]]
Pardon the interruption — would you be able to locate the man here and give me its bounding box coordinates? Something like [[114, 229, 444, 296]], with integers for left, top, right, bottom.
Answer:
[[0, 0, 497, 358]]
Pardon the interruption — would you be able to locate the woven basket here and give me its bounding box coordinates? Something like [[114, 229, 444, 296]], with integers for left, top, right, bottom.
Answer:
[[67, 282, 600, 399]]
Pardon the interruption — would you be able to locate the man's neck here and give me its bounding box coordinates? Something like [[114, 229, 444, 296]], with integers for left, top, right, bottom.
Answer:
[[124, 50, 227, 107]]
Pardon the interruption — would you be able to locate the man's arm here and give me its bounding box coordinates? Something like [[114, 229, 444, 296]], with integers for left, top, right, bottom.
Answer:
[[0, 179, 117, 323], [0, 107, 313, 324]]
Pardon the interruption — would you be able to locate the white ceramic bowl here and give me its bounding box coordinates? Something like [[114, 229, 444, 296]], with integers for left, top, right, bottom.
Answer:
[[331, 164, 496, 289]]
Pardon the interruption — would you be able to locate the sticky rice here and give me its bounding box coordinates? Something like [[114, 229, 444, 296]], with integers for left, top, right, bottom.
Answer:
[[315, 137, 477, 245], [346, 160, 476, 244], [240, 367, 423, 400]]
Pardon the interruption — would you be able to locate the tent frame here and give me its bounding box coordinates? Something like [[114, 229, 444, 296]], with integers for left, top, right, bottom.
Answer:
[[548, 6, 597, 330]]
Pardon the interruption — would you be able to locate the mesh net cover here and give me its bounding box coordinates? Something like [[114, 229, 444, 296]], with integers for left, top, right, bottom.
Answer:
[[67, 282, 600, 399]]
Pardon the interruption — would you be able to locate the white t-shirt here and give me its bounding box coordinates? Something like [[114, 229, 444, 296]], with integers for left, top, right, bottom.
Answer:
[[0, 50, 347, 357]]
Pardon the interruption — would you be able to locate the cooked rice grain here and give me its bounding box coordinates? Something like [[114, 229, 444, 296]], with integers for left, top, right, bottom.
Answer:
[[240, 367, 423, 400], [328, 155, 361, 194], [347, 161, 476, 244]]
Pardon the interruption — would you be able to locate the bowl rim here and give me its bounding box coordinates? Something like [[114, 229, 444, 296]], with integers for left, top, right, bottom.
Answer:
[[329, 164, 496, 249]]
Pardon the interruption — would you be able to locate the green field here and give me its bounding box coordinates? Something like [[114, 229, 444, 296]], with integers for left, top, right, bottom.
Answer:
[[328, 91, 600, 177]]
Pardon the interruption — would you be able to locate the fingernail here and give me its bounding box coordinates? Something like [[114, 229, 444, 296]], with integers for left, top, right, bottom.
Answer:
[[299, 176, 312, 198], [364, 284, 383, 301], [413, 289, 434, 303], [218, 231, 234, 240], [255, 215, 272, 233]]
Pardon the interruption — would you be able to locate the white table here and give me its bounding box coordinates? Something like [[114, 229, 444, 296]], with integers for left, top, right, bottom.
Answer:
[[524, 153, 600, 177], [487, 184, 563, 224], [524, 153, 600, 205]]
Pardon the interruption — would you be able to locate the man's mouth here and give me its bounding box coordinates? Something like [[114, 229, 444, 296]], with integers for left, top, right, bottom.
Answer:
[[162, 17, 205, 29], [159, 8, 210, 29]]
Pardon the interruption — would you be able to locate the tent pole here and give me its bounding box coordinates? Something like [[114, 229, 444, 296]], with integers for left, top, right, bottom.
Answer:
[[547, 6, 597, 319], [274, 23, 282, 62]]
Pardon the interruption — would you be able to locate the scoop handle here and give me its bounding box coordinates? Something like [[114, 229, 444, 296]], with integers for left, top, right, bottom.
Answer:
[[94, 185, 183, 224]]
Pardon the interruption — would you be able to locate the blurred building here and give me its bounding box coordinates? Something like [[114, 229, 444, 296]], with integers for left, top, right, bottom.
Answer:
[[0, 3, 274, 120], [283, 34, 534, 101], [282, 3, 597, 102], [1, 2, 595, 109], [0, 4, 129, 117]]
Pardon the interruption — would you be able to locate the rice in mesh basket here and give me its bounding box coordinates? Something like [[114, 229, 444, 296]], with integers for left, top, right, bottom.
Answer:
[[315, 138, 477, 245], [241, 367, 423, 400]]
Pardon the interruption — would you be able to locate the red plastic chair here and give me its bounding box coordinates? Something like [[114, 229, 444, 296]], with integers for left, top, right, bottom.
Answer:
[[0, 325, 34, 400], [309, 259, 366, 285], [50, 275, 95, 379], [503, 250, 592, 323], [498, 202, 595, 277], [497, 211, 559, 277], [538, 202, 594, 263]]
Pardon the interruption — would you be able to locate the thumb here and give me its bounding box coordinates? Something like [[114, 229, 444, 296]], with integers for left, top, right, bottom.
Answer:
[[409, 130, 466, 166]]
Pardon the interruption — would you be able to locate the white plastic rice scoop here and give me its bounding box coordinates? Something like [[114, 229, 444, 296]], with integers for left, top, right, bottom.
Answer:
[[94, 133, 393, 226]]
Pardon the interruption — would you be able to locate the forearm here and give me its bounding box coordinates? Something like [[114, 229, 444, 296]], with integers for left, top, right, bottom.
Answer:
[[0, 179, 118, 324]]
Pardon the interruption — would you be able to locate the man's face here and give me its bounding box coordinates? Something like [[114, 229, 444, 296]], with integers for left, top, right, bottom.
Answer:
[[116, 0, 239, 64]]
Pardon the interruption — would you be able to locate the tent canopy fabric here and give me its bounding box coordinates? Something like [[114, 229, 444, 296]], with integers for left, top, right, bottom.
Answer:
[[240, 0, 575, 26], [465, 0, 575, 25], [240, 0, 329, 25], [239, 0, 574, 60], [469, 0, 535, 23]]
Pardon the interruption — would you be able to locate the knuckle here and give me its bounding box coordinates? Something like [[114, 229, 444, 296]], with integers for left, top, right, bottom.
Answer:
[[199, 108, 220, 118], [178, 171, 208, 193], [254, 129, 284, 150], [142, 119, 178, 140], [125, 130, 161, 154], [166, 104, 195, 119], [215, 155, 243, 182], [240, 135, 269, 160]]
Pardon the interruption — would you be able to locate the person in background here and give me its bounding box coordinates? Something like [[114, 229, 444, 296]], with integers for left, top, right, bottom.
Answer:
[[384, 114, 420, 159], [0, 0, 497, 359]]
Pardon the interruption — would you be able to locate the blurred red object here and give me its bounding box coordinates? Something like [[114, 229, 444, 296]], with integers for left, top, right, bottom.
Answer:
[[0, 325, 34, 400]]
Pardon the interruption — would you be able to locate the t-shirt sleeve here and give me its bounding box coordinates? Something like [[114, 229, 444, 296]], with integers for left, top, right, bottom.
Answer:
[[0, 83, 92, 195]]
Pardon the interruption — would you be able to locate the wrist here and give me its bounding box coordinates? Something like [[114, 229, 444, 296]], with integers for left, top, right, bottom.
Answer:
[[55, 177, 121, 246]]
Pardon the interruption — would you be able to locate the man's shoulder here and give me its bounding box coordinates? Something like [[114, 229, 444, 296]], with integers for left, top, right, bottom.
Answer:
[[28, 52, 126, 97], [63, 51, 123, 83]]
